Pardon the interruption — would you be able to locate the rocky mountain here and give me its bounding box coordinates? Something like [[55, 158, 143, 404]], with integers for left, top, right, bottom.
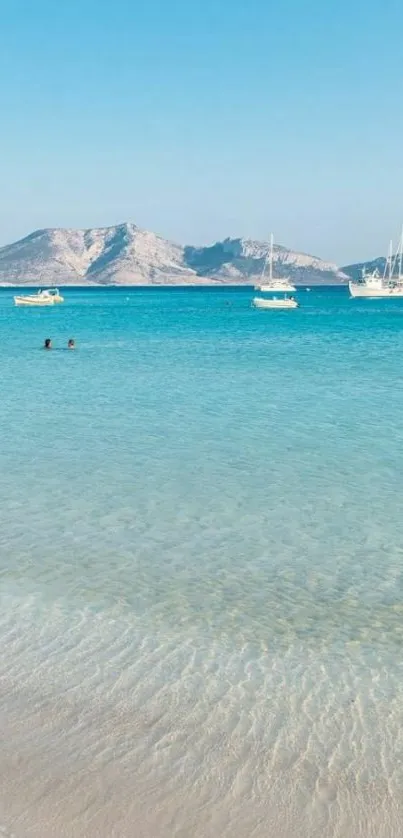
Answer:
[[0, 225, 195, 286], [185, 238, 347, 285], [0, 223, 348, 286]]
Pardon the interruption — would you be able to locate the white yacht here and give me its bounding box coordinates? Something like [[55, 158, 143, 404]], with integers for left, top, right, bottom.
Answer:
[[14, 288, 64, 307], [253, 233, 299, 309], [349, 233, 403, 298]]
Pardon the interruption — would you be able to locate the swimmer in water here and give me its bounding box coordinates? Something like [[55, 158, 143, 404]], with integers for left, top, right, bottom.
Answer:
[[67, 339, 75, 349], [44, 338, 52, 350]]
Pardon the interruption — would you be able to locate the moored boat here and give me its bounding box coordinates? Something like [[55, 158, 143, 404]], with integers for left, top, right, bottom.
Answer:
[[349, 232, 403, 298], [253, 233, 299, 309], [253, 295, 299, 309], [14, 288, 64, 306]]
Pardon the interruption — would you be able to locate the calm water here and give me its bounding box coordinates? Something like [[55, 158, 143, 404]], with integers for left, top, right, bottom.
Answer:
[[1, 286, 403, 837]]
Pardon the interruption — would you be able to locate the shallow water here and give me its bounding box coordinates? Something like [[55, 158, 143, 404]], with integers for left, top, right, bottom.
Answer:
[[1, 286, 403, 836]]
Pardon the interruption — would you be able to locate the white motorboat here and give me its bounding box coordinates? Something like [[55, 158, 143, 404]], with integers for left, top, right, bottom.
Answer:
[[253, 233, 299, 309], [349, 232, 403, 298], [253, 295, 299, 309], [14, 288, 64, 307]]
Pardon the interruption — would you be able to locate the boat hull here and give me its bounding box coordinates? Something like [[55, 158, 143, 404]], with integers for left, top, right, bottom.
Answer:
[[349, 282, 403, 298], [14, 297, 57, 306], [253, 297, 299, 309], [14, 290, 64, 306], [255, 283, 296, 292]]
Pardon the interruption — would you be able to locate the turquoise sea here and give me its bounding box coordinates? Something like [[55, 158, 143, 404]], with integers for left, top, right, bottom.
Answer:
[[1, 286, 403, 837]]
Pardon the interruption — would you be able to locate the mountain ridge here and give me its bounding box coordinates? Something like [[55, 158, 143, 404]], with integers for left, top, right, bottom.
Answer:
[[0, 222, 349, 286]]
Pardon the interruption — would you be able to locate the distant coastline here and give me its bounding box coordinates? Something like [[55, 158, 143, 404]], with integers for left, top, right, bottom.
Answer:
[[0, 281, 349, 289], [0, 223, 349, 287]]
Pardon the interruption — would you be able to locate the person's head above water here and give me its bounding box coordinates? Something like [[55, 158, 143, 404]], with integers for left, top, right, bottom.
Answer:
[[44, 338, 52, 349], [67, 339, 75, 349]]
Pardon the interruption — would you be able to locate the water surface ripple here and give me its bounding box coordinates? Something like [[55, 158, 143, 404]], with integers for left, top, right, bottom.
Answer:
[[0, 287, 403, 836]]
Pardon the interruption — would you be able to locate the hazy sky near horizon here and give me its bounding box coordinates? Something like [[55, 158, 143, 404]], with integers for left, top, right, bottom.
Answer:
[[1, 0, 402, 264]]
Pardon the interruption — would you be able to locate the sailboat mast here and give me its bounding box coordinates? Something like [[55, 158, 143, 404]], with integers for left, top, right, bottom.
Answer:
[[390, 229, 403, 279], [383, 242, 387, 279], [269, 233, 274, 283]]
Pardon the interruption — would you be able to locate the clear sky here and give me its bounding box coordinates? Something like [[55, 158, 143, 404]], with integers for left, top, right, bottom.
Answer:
[[1, 0, 402, 264]]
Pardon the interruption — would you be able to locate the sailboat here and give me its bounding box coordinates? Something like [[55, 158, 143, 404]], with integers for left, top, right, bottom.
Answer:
[[349, 229, 403, 298], [253, 234, 299, 309]]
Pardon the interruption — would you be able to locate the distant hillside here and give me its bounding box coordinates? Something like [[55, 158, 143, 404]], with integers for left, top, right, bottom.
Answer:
[[185, 238, 347, 286], [0, 223, 348, 286]]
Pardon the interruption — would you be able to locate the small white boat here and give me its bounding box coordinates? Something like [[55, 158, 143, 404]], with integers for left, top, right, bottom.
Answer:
[[253, 296, 299, 309], [14, 288, 64, 307], [253, 233, 299, 309]]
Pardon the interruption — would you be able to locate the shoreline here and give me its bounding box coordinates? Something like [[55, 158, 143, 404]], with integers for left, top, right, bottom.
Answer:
[[0, 282, 349, 289]]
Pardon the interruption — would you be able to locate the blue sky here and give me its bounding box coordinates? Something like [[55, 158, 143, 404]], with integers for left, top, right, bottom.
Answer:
[[1, 0, 402, 264]]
